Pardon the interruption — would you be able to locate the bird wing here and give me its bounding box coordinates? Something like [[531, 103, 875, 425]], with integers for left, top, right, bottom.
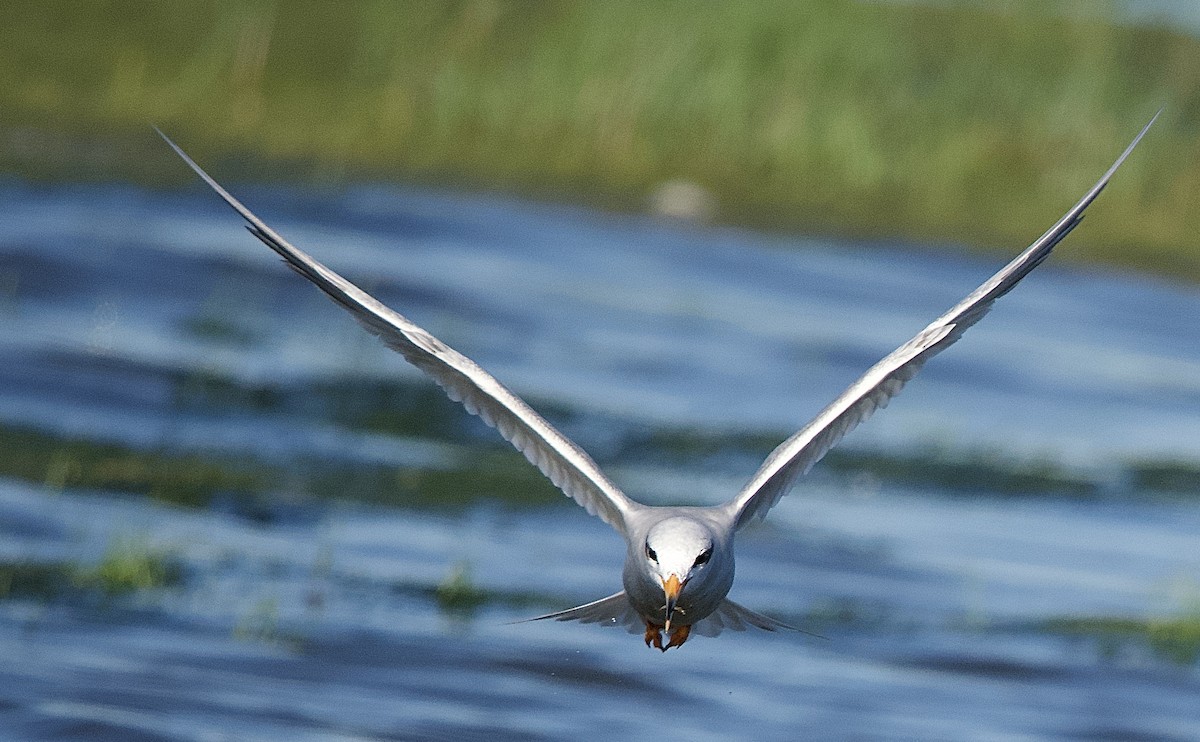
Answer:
[[158, 130, 640, 534], [726, 112, 1158, 531]]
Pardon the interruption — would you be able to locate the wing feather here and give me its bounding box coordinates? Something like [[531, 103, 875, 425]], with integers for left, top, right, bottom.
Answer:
[[159, 130, 639, 533], [727, 112, 1158, 530]]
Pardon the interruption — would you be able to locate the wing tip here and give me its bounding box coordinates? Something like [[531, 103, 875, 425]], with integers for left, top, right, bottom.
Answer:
[[1094, 108, 1161, 188]]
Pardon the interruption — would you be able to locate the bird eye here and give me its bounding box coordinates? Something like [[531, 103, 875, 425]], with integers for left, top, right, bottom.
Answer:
[[645, 544, 658, 562], [694, 549, 712, 567]]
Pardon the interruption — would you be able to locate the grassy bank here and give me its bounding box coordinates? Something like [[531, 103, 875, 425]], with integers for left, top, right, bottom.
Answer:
[[3, 1, 1198, 276]]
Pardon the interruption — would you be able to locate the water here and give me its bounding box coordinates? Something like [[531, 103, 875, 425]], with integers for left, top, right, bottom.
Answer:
[[0, 178, 1198, 740]]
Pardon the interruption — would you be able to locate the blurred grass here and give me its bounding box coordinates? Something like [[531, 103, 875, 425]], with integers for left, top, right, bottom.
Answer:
[[1043, 612, 1200, 665], [0, 536, 182, 602], [5, 424, 268, 509], [72, 536, 184, 596], [6, 402, 1198, 515], [428, 560, 550, 618], [2, 1, 1198, 277], [4, 347, 1200, 512], [615, 425, 1100, 498]]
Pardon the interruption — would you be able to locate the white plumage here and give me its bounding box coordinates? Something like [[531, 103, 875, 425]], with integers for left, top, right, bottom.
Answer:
[[158, 111, 1156, 650]]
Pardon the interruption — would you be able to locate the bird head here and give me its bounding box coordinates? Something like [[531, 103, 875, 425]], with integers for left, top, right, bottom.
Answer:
[[643, 517, 717, 631]]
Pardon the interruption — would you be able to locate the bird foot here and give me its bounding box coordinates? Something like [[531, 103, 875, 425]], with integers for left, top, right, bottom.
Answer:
[[664, 624, 691, 651], [644, 622, 664, 650], [644, 621, 690, 652]]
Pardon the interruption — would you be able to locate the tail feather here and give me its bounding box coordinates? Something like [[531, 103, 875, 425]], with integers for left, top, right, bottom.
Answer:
[[692, 598, 822, 639], [515, 591, 643, 634], [517, 592, 824, 641]]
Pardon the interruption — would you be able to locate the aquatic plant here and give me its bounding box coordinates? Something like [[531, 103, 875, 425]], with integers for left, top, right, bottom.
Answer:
[[1126, 458, 1200, 497], [71, 536, 184, 596], [614, 424, 1099, 498], [0, 537, 182, 602], [233, 597, 281, 642], [1043, 612, 1200, 666], [0, 561, 72, 601], [433, 561, 488, 617], [0, 424, 267, 508], [8, 412, 1200, 514], [423, 561, 555, 618]]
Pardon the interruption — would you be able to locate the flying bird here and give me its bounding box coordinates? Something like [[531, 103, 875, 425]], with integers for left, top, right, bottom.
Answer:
[[159, 112, 1155, 651]]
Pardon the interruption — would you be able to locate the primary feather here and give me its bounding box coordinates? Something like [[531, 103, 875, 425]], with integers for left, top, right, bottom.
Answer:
[[724, 111, 1159, 530], [156, 129, 641, 534]]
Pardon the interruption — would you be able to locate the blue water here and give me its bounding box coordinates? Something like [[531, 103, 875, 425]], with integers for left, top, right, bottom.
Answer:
[[0, 178, 1198, 740]]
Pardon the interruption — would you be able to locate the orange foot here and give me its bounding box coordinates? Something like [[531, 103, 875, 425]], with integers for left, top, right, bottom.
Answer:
[[644, 622, 691, 652], [664, 624, 691, 651], [644, 621, 664, 650]]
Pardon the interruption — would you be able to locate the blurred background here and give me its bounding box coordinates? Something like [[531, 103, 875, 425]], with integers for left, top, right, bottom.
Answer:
[[1, 1, 1199, 740]]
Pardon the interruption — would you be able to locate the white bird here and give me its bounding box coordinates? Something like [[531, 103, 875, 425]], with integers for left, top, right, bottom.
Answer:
[[158, 113, 1155, 651]]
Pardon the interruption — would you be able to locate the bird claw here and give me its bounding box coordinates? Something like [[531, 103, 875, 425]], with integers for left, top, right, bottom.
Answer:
[[644, 622, 664, 650], [644, 621, 690, 652], [664, 624, 691, 651]]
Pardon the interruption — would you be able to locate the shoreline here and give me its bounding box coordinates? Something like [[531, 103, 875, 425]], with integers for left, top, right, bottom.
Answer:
[[3, 1, 1196, 279]]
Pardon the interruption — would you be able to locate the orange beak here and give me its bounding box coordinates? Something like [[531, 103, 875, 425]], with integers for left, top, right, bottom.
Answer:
[[662, 573, 682, 632]]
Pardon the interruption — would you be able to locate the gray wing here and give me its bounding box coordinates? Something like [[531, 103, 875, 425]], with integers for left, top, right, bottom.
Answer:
[[727, 112, 1158, 530], [158, 130, 639, 533]]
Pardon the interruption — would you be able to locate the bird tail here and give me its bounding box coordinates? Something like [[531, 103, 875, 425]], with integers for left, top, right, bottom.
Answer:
[[513, 591, 643, 634], [515, 592, 823, 640], [691, 599, 824, 639]]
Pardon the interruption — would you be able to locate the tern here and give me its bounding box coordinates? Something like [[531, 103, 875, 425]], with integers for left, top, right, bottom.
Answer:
[[159, 112, 1155, 650]]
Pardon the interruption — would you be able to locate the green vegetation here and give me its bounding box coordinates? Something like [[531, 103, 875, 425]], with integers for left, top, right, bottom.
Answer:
[[0, 561, 71, 601], [3, 1, 1197, 277], [0, 418, 562, 512], [1043, 612, 1200, 665], [233, 596, 288, 646], [433, 561, 490, 616], [0, 536, 182, 602], [72, 537, 184, 596], [321, 452, 563, 510], [1127, 458, 1200, 496], [820, 447, 1097, 498], [0, 425, 267, 508], [618, 424, 1099, 498], [6, 405, 1200, 515], [426, 560, 563, 618]]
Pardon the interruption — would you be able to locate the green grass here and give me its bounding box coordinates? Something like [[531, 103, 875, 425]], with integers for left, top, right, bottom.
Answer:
[[0, 424, 268, 509], [820, 447, 1098, 498], [1043, 613, 1200, 665], [3, 411, 1198, 515], [2, 1, 1198, 278], [421, 560, 574, 619], [72, 537, 185, 596], [616, 424, 1100, 498], [0, 419, 563, 512], [0, 536, 183, 602]]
